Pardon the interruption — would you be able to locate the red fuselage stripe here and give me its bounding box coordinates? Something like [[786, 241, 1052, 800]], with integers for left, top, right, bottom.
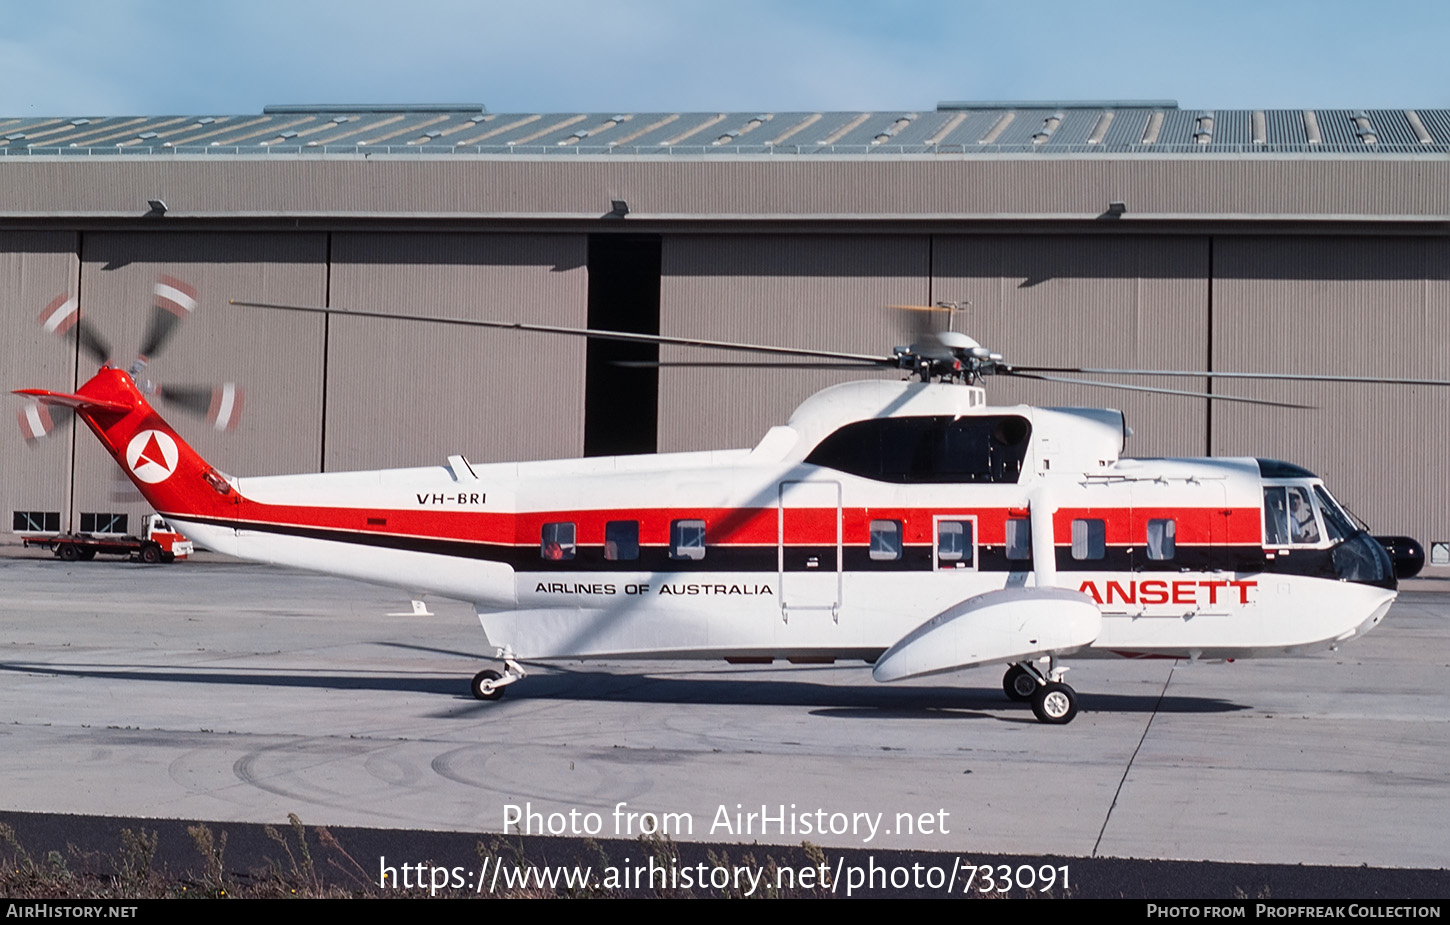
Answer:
[[199, 502, 1265, 547]]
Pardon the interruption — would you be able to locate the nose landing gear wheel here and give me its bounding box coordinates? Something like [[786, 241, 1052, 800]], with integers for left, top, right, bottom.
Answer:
[[1031, 682, 1078, 724], [471, 669, 505, 701], [1003, 665, 1036, 702]]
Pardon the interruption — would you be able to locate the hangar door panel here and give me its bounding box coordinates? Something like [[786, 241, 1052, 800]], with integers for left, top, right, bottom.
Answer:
[[326, 233, 587, 470], [2, 233, 79, 530]]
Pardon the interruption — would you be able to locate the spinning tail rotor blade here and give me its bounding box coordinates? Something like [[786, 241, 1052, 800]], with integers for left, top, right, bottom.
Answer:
[[17, 401, 73, 443], [138, 276, 198, 361], [156, 383, 244, 431], [36, 294, 111, 365]]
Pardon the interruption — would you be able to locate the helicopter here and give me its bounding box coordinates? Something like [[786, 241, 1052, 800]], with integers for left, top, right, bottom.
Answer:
[[14, 285, 1442, 724]]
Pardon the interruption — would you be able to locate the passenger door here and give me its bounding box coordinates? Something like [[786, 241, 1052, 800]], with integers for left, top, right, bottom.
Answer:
[[777, 480, 842, 620]]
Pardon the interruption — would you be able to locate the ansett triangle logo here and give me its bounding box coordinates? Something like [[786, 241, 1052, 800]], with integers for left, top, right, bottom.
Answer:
[[125, 429, 180, 484]]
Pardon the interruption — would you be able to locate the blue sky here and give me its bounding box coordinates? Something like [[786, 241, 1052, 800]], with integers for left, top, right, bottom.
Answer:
[[1, 0, 1446, 115]]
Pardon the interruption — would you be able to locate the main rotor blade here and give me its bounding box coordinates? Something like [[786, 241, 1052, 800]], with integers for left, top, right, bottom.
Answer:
[[231, 300, 894, 366], [1008, 372, 1315, 409], [1013, 366, 1450, 387], [615, 360, 888, 370], [138, 276, 199, 360], [889, 304, 955, 313]]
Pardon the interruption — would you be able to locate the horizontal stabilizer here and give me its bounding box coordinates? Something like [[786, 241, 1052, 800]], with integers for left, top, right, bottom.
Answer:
[[873, 587, 1101, 683], [13, 388, 133, 414]]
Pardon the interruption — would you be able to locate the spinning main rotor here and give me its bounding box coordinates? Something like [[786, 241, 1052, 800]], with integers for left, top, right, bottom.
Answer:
[[232, 297, 1450, 410]]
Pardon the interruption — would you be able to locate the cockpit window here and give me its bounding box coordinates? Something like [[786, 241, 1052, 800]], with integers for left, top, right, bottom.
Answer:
[[1287, 486, 1320, 544], [804, 415, 1031, 484], [1264, 485, 1322, 546]]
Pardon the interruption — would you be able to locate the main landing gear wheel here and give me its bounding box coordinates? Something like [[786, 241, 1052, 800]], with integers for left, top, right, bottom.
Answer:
[[1003, 665, 1036, 702], [1031, 682, 1078, 725], [471, 669, 505, 701]]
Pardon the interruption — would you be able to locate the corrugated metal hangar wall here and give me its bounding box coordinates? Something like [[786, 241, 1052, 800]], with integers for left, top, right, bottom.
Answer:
[[3, 104, 1448, 563]]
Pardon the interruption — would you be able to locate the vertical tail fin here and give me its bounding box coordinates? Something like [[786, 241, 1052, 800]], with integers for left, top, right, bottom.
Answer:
[[15, 367, 242, 520]]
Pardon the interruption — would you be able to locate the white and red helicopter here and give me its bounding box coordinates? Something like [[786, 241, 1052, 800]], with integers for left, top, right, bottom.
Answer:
[[15, 284, 1437, 724]]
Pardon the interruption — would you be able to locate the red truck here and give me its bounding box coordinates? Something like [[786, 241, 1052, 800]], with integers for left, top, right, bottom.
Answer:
[[23, 513, 194, 564]]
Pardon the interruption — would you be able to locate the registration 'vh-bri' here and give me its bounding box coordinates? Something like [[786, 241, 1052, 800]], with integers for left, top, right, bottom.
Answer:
[[16, 283, 1438, 724]]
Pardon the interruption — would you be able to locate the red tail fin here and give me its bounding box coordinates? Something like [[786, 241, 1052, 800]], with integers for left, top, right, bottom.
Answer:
[[16, 367, 242, 519]]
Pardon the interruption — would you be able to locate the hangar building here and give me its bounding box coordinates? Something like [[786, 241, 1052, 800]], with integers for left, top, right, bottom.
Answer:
[[2, 101, 1448, 562]]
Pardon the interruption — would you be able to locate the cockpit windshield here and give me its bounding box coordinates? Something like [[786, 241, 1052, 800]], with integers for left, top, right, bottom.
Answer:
[[1312, 485, 1359, 543]]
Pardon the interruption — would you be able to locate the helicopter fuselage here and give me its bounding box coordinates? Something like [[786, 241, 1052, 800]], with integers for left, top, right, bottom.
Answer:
[[73, 375, 1392, 667]]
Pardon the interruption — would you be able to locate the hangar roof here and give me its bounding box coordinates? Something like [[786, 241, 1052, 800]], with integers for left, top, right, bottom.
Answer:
[[3, 103, 1449, 157]]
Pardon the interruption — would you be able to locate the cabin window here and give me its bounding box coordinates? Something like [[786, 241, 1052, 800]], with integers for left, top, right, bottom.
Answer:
[[669, 519, 706, 560], [540, 522, 576, 560], [1146, 518, 1176, 560], [869, 520, 902, 561], [936, 520, 975, 568], [605, 520, 639, 561], [1071, 519, 1106, 560], [803, 414, 1031, 484], [1005, 517, 1032, 560]]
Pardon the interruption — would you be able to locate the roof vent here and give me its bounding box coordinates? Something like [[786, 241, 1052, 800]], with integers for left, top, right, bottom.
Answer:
[[137, 131, 158, 140], [1351, 110, 1377, 144], [1032, 112, 1064, 143], [872, 115, 914, 144], [69, 118, 90, 126], [197, 117, 216, 125], [1194, 111, 1214, 143]]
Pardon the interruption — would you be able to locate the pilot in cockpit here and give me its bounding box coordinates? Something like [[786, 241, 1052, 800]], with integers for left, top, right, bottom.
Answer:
[[1289, 488, 1320, 545]]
